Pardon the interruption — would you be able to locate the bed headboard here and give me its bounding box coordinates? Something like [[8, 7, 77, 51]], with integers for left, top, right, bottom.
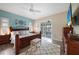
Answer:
[[10, 26, 29, 32]]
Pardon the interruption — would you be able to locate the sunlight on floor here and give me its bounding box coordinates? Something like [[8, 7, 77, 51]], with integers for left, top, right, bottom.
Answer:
[[42, 37, 52, 43]]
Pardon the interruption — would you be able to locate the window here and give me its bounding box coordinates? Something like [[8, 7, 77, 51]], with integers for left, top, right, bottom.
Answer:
[[0, 18, 10, 35]]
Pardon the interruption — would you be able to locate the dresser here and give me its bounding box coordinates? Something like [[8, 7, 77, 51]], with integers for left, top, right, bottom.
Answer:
[[63, 27, 79, 55], [0, 34, 11, 45]]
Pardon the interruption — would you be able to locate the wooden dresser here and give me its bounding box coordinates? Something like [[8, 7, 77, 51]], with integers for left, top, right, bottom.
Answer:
[[0, 34, 11, 45], [63, 27, 79, 55]]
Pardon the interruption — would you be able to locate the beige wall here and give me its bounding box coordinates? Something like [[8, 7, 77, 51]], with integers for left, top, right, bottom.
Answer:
[[72, 3, 79, 16], [34, 11, 67, 41], [50, 12, 67, 41]]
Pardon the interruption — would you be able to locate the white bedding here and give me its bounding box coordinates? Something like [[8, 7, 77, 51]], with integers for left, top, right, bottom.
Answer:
[[10, 31, 36, 44], [19, 33, 36, 38]]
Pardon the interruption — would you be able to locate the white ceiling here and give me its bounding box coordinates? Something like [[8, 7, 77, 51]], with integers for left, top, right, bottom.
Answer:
[[0, 3, 69, 20]]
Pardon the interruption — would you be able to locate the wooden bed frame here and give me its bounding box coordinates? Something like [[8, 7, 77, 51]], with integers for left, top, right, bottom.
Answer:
[[10, 27, 41, 55], [15, 33, 41, 55]]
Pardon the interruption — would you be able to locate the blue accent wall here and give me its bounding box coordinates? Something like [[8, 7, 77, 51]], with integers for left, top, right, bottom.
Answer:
[[0, 10, 33, 28]]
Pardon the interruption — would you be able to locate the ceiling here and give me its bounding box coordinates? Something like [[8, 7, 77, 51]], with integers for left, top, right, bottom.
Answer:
[[0, 3, 70, 20]]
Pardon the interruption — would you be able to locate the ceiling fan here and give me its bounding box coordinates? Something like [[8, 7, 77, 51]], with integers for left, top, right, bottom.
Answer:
[[29, 4, 41, 13], [21, 4, 41, 13]]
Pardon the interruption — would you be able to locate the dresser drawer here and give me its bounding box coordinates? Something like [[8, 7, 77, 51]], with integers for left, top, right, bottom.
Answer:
[[68, 40, 79, 55]]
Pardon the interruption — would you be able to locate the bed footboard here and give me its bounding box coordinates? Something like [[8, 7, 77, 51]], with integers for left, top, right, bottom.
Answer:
[[15, 33, 41, 55], [15, 34, 20, 55]]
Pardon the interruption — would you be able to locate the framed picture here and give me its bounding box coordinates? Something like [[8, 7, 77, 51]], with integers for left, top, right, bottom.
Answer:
[[15, 19, 24, 25]]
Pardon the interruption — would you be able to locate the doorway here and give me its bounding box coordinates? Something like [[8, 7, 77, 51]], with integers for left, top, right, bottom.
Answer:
[[41, 20, 52, 43]]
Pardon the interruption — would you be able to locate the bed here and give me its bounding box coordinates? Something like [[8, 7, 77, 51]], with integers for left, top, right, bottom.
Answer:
[[15, 33, 41, 55], [10, 27, 41, 55]]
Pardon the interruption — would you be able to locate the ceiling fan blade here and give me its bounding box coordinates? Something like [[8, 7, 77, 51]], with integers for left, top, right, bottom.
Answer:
[[29, 9, 41, 13], [33, 10, 41, 12]]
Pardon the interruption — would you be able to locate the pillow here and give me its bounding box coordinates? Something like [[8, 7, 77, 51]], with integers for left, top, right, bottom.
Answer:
[[23, 31, 25, 35], [18, 31, 23, 35]]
